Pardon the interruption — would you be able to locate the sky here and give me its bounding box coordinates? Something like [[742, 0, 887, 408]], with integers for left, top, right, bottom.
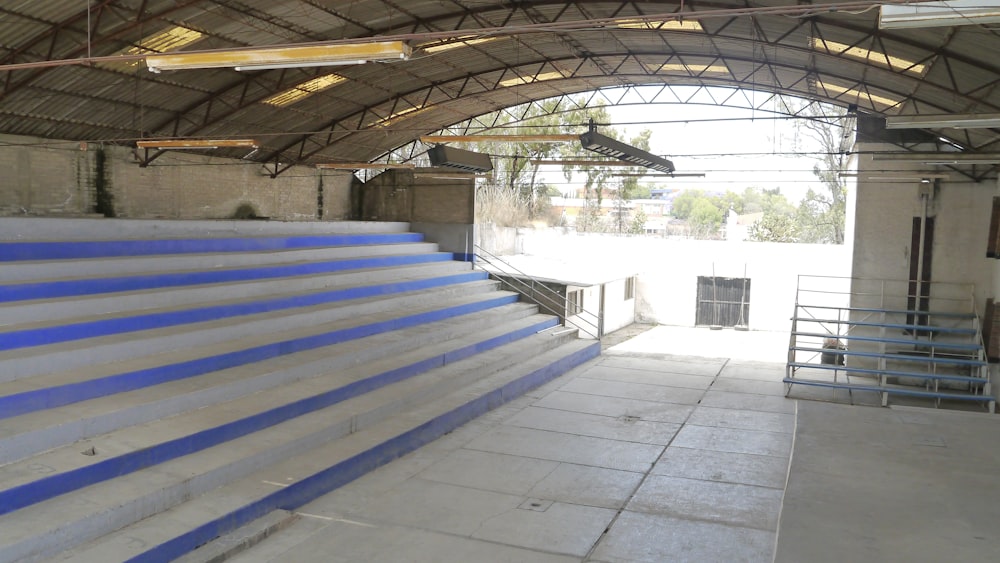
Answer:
[[534, 87, 853, 204]]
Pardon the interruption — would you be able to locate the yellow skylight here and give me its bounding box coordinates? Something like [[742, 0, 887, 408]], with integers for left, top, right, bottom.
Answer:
[[131, 26, 204, 55], [655, 63, 729, 74], [263, 74, 347, 107], [818, 81, 900, 108], [421, 36, 501, 54], [369, 105, 428, 128], [499, 71, 565, 87], [102, 26, 204, 69], [616, 19, 703, 31], [811, 38, 926, 75]]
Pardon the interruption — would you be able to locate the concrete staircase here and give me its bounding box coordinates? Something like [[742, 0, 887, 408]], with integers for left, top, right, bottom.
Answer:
[[784, 276, 994, 412], [0, 219, 600, 562]]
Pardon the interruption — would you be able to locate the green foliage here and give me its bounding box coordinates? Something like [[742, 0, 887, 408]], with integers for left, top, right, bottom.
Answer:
[[689, 198, 725, 239], [630, 183, 653, 200], [466, 98, 647, 227], [793, 104, 850, 244], [748, 212, 800, 242], [629, 206, 648, 234], [670, 189, 706, 220]]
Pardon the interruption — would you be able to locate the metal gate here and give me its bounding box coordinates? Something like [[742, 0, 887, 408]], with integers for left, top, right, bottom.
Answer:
[[695, 276, 751, 327]]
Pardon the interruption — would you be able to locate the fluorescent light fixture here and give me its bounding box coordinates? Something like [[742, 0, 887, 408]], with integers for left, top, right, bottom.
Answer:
[[499, 71, 564, 87], [421, 134, 579, 143], [861, 174, 950, 181], [810, 38, 925, 74], [427, 145, 494, 173], [263, 74, 346, 106], [316, 162, 416, 170], [871, 152, 1000, 164], [146, 40, 411, 73], [817, 81, 900, 108], [880, 0, 1000, 29], [420, 36, 501, 53], [530, 159, 648, 166], [578, 122, 675, 174], [136, 139, 258, 150], [615, 19, 703, 31], [885, 113, 1000, 129]]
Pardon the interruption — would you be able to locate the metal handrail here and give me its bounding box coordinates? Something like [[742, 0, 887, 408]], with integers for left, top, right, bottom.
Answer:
[[472, 244, 602, 340]]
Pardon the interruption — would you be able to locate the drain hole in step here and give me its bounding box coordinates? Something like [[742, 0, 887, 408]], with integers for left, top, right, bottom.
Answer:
[[81, 447, 98, 456]]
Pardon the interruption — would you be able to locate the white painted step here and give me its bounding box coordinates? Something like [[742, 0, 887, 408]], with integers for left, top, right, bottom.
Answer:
[[0, 241, 440, 283], [0, 280, 502, 383], [0, 260, 471, 327], [2, 336, 592, 562], [0, 302, 540, 463]]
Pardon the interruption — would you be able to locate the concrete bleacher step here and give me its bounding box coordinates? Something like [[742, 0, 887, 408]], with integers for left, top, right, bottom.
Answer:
[[0, 231, 424, 262], [0, 240, 441, 283], [0, 302, 540, 464], [2, 335, 599, 563], [0, 220, 601, 561], [0, 250, 457, 303], [0, 312, 565, 513], [0, 259, 470, 327], [0, 265, 486, 352], [0, 286, 518, 418], [0, 277, 503, 384]]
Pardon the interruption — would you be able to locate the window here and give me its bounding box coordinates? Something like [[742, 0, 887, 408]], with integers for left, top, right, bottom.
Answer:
[[624, 277, 635, 300], [567, 289, 584, 316]]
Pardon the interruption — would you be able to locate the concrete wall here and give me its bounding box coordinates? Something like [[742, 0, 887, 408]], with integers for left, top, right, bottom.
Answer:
[[518, 229, 852, 332], [0, 134, 353, 221], [363, 169, 476, 259], [851, 142, 995, 313]]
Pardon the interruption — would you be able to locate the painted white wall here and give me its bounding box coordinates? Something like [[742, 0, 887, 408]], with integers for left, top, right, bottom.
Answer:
[[517, 229, 852, 332], [601, 277, 637, 334], [566, 283, 602, 339]]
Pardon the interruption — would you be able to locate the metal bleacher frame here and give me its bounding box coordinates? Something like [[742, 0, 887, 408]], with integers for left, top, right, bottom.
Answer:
[[785, 275, 995, 413]]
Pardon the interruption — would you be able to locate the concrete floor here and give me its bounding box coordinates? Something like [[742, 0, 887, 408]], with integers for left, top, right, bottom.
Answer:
[[231, 326, 1000, 562]]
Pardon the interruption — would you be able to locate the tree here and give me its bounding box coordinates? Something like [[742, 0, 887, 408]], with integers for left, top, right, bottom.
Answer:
[[794, 104, 851, 244], [466, 99, 647, 228], [629, 206, 648, 234], [748, 213, 800, 242], [689, 198, 725, 239]]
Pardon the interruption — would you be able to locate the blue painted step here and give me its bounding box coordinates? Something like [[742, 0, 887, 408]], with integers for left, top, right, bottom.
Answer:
[[0, 252, 453, 302], [0, 292, 519, 420], [0, 271, 486, 351], [0, 302, 540, 465], [0, 315, 560, 517], [787, 362, 987, 384], [790, 346, 987, 368], [49, 340, 601, 563], [0, 232, 423, 261]]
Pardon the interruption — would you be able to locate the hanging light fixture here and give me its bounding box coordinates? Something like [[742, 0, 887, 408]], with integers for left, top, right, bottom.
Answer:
[[578, 120, 675, 173], [146, 41, 411, 73]]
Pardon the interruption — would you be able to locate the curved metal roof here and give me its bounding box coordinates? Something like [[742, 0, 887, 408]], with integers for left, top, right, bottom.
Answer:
[[1, 1, 998, 171]]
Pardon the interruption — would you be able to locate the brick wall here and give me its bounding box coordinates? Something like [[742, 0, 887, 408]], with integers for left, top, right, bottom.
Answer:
[[0, 134, 353, 221]]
